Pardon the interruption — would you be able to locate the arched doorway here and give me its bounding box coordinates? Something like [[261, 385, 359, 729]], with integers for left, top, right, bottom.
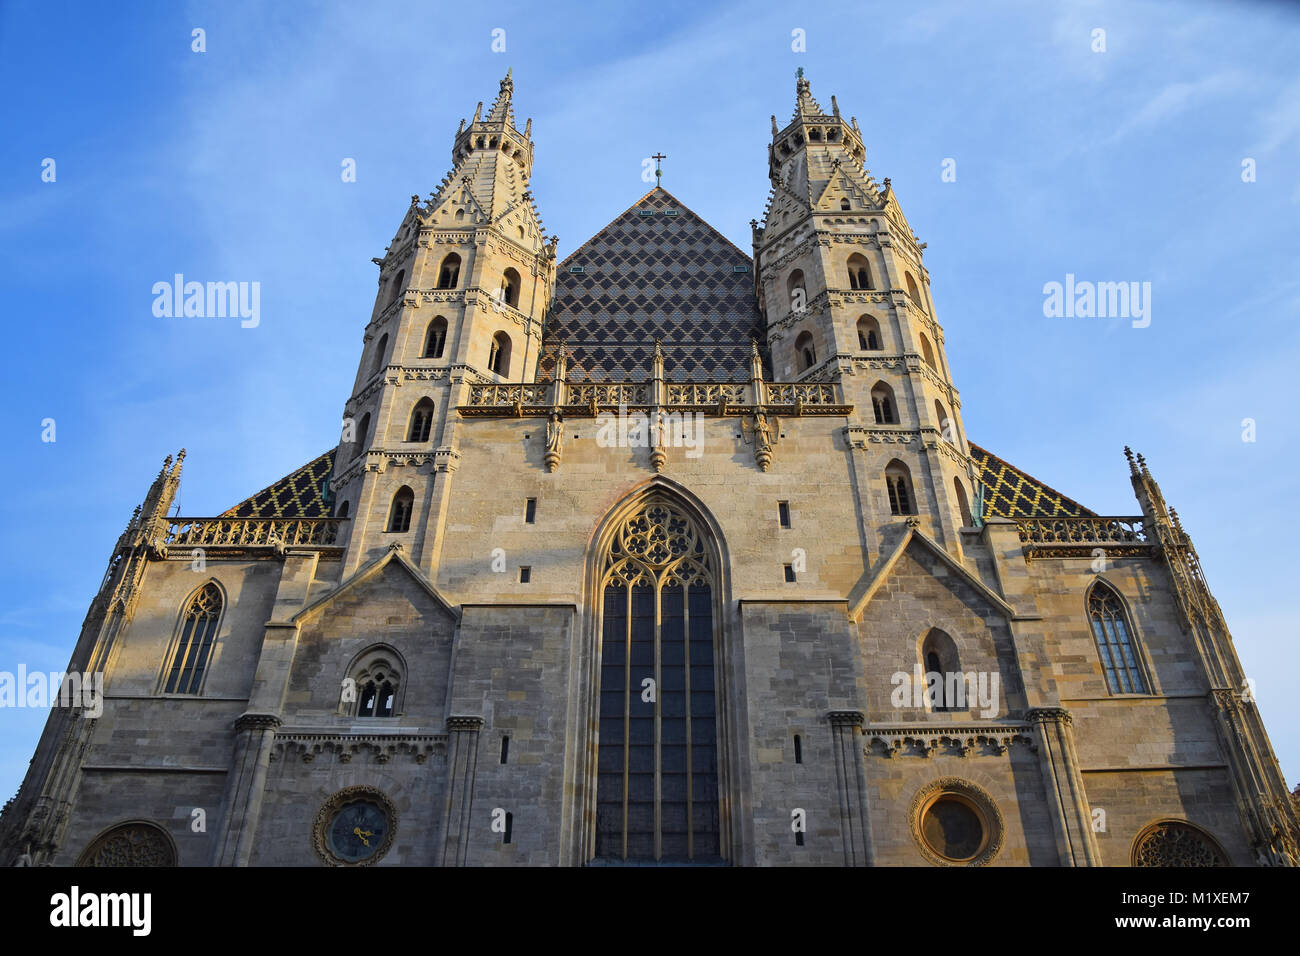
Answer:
[[593, 495, 722, 863]]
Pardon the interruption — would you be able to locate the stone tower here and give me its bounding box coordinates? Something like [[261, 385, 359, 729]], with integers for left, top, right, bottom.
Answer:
[[332, 69, 558, 576], [753, 73, 976, 556]]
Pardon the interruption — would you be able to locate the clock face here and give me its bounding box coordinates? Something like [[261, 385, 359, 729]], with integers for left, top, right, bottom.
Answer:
[[326, 801, 390, 863]]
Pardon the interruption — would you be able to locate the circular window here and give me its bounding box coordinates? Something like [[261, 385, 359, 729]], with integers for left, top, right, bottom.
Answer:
[[313, 787, 397, 866], [920, 793, 988, 862], [909, 778, 1003, 866]]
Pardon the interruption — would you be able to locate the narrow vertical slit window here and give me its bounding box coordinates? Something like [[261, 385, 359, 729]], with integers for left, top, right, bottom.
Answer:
[[778, 501, 791, 528], [525, 498, 537, 524]]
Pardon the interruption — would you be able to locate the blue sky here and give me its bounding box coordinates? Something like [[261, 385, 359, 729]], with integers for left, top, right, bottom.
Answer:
[[1, 0, 1298, 802]]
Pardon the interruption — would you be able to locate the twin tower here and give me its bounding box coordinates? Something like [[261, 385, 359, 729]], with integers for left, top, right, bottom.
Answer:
[[333, 70, 976, 570]]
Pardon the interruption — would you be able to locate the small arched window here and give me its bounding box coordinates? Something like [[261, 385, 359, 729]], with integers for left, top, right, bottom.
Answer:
[[906, 272, 921, 303], [885, 459, 916, 515], [388, 269, 406, 306], [935, 399, 950, 439], [500, 268, 521, 307], [336, 499, 350, 519], [455, 208, 466, 222], [488, 331, 511, 376], [348, 648, 404, 719], [919, 333, 937, 370], [840, 198, 851, 211], [847, 253, 872, 291], [871, 381, 898, 425], [920, 628, 961, 711], [1088, 582, 1148, 694], [371, 333, 389, 377], [163, 583, 222, 694], [857, 315, 881, 350], [407, 398, 435, 443], [436, 253, 461, 289], [352, 412, 371, 461], [953, 478, 973, 527], [786, 269, 806, 312], [423, 317, 448, 359], [794, 331, 816, 371], [387, 486, 414, 533]]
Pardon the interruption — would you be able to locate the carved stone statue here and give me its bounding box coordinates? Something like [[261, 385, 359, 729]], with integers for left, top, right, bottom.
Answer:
[[544, 412, 564, 473], [741, 410, 780, 472]]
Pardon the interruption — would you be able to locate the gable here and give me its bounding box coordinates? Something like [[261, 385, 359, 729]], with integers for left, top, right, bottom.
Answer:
[[538, 187, 768, 383]]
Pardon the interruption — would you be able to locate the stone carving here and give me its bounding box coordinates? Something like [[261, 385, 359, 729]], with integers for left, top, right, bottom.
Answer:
[[741, 410, 780, 471], [544, 411, 564, 473], [1132, 821, 1227, 867], [77, 822, 176, 867]]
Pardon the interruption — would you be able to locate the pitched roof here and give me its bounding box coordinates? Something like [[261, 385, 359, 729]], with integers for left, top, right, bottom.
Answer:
[[219, 449, 335, 518], [538, 187, 768, 383], [969, 443, 1096, 519]]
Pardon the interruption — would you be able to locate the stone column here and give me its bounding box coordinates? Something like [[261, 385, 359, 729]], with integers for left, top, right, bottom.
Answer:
[[827, 710, 873, 866], [210, 714, 281, 866], [439, 715, 484, 866], [1027, 707, 1099, 866]]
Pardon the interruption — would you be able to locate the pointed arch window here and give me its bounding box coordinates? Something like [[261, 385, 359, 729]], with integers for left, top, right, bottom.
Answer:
[[847, 254, 872, 291], [1088, 583, 1147, 694], [351, 412, 371, 461], [919, 333, 937, 370], [488, 331, 511, 376], [596, 498, 721, 863], [423, 317, 447, 358], [786, 269, 806, 313], [388, 269, 406, 307], [905, 272, 922, 304], [407, 398, 435, 443], [163, 583, 222, 694], [371, 333, 389, 378], [387, 486, 414, 533], [794, 331, 816, 371], [871, 381, 898, 425], [857, 315, 881, 350], [500, 268, 521, 307], [886, 460, 916, 516], [920, 628, 961, 712], [436, 253, 461, 289]]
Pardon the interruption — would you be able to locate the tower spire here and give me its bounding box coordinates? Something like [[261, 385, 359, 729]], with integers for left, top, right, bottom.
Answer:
[[485, 68, 517, 126]]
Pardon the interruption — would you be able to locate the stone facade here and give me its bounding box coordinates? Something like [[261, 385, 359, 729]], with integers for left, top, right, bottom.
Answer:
[[2, 72, 1296, 868]]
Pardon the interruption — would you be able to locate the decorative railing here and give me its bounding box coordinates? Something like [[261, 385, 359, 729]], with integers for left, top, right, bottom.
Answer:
[[166, 518, 345, 548], [764, 382, 839, 405], [665, 382, 747, 405], [1015, 517, 1148, 545], [566, 383, 649, 406], [466, 383, 552, 407]]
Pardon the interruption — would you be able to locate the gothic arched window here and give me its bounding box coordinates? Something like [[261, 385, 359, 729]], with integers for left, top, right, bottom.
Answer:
[[953, 478, 973, 527], [371, 333, 389, 377], [595, 498, 720, 863], [935, 399, 950, 438], [1088, 582, 1147, 694], [163, 583, 222, 695], [906, 272, 922, 304], [786, 269, 806, 312], [349, 649, 403, 718], [500, 268, 521, 307], [919, 333, 937, 370], [920, 628, 961, 711], [847, 253, 872, 291], [407, 398, 435, 443], [77, 822, 177, 867], [840, 198, 851, 211], [352, 412, 371, 461], [436, 253, 461, 289], [488, 331, 511, 376], [886, 460, 916, 515], [794, 331, 816, 371], [857, 315, 881, 350], [423, 317, 447, 358], [388, 269, 406, 306], [871, 381, 898, 425], [387, 486, 414, 533]]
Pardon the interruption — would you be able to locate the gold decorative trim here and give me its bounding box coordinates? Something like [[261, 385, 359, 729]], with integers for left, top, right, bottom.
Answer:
[[312, 786, 398, 867]]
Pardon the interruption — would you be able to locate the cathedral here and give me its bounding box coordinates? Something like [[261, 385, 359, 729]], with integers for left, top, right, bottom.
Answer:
[[3, 72, 1296, 867]]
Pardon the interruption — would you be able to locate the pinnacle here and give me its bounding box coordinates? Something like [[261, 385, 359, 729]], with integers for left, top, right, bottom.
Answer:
[[791, 71, 828, 122], [485, 68, 517, 127]]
